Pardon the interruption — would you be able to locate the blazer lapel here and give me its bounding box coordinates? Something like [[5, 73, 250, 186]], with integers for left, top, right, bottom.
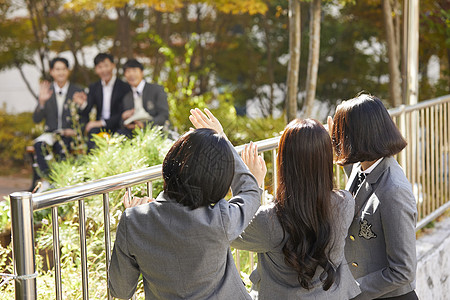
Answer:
[[354, 181, 373, 218], [345, 163, 359, 192], [49, 87, 58, 122], [96, 82, 103, 118], [142, 82, 154, 111], [353, 157, 390, 218], [62, 83, 77, 128], [110, 78, 119, 107]]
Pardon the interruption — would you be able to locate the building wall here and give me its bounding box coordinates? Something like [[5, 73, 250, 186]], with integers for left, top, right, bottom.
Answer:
[[415, 215, 450, 299]]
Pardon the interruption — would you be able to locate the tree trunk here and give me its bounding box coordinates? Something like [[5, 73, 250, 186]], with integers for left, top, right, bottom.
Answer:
[[195, 4, 207, 95], [262, 14, 275, 116], [115, 4, 133, 62], [393, 0, 401, 64], [25, 0, 47, 78], [447, 48, 450, 90], [15, 62, 38, 101], [383, 0, 402, 107], [304, 0, 321, 117], [286, 0, 301, 123]]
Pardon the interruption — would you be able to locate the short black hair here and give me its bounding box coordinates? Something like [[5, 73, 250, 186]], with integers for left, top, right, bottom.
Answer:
[[94, 53, 114, 66], [123, 59, 144, 72], [163, 128, 234, 209], [332, 93, 407, 165], [49, 57, 69, 69]]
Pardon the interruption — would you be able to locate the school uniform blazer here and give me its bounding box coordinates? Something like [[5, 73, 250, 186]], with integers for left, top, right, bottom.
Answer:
[[122, 82, 169, 126], [344, 157, 417, 299], [32, 83, 83, 132], [231, 191, 361, 300], [82, 78, 131, 131], [108, 141, 262, 299]]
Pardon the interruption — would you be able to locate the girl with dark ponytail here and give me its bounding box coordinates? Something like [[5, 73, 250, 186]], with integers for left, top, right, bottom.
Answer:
[[232, 119, 360, 300]]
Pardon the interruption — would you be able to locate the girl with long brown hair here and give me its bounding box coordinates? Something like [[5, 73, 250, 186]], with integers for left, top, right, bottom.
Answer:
[[232, 119, 360, 299]]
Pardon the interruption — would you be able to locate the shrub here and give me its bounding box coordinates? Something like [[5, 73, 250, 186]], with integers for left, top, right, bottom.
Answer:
[[0, 105, 42, 174]]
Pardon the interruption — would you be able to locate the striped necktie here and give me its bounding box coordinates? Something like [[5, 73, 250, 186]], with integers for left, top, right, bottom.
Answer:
[[352, 172, 366, 195]]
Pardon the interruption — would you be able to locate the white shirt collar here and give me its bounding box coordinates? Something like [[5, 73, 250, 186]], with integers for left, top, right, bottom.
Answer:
[[53, 82, 69, 96], [102, 75, 116, 88], [360, 157, 384, 174], [132, 80, 146, 97]]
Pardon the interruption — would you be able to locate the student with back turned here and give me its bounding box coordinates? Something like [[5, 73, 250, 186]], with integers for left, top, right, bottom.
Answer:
[[108, 109, 265, 299]]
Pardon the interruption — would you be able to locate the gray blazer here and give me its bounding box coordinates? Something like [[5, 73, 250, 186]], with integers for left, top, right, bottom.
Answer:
[[32, 83, 83, 132], [108, 142, 262, 299], [123, 82, 169, 127], [231, 191, 361, 300], [344, 157, 417, 299]]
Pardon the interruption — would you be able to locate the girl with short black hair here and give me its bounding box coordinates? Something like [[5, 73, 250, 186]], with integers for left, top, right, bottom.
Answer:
[[330, 93, 418, 300]]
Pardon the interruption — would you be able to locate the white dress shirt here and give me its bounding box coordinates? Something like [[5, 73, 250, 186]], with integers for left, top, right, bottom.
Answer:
[[132, 80, 146, 112], [101, 76, 116, 121], [359, 157, 384, 174], [54, 82, 69, 129]]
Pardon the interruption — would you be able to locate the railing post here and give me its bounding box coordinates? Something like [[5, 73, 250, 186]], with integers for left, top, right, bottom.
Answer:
[[398, 105, 407, 169], [10, 192, 37, 299]]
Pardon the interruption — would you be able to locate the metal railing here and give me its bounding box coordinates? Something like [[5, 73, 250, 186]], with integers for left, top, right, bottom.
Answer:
[[389, 94, 450, 230], [7, 94, 450, 299]]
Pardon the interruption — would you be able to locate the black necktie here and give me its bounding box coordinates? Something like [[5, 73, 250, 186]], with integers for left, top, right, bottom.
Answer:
[[352, 172, 366, 195]]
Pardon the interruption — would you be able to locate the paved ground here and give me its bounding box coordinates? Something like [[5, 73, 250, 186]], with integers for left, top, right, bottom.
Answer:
[[0, 176, 31, 200]]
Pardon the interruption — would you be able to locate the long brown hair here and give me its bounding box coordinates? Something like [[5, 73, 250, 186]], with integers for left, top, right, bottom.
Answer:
[[275, 119, 336, 290]]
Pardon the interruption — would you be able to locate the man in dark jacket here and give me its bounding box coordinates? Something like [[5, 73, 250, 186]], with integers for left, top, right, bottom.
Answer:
[[74, 53, 131, 150]]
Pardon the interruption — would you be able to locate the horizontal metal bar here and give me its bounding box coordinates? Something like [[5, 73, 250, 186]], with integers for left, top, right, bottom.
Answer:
[[33, 165, 162, 211], [29, 95, 449, 215], [388, 94, 450, 117], [234, 136, 280, 153], [32, 138, 281, 212], [416, 200, 450, 232]]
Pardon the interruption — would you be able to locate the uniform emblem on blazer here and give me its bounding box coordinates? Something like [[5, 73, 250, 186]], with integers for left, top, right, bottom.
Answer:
[[359, 220, 377, 240], [146, 101, 154, 111]]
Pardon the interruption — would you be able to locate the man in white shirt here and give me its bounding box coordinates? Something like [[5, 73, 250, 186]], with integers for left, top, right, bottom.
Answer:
[[74, 53, 131, 150], [32, 57, 84, 190]]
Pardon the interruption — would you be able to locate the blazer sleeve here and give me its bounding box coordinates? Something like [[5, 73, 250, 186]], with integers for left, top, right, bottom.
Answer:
[[79, 83, 97, 124], [105, 81, 130, 130], [104, 108, 122, 130], [32, 103, 46, 124], [354, 184, 417, 299], [151, 85, 169, 126], [330, 191, 355, 265], [218, 141, 262, 242], [108, 211, 141, 299], [231, 205, 276, 252], [123, 92, 134, 111]]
